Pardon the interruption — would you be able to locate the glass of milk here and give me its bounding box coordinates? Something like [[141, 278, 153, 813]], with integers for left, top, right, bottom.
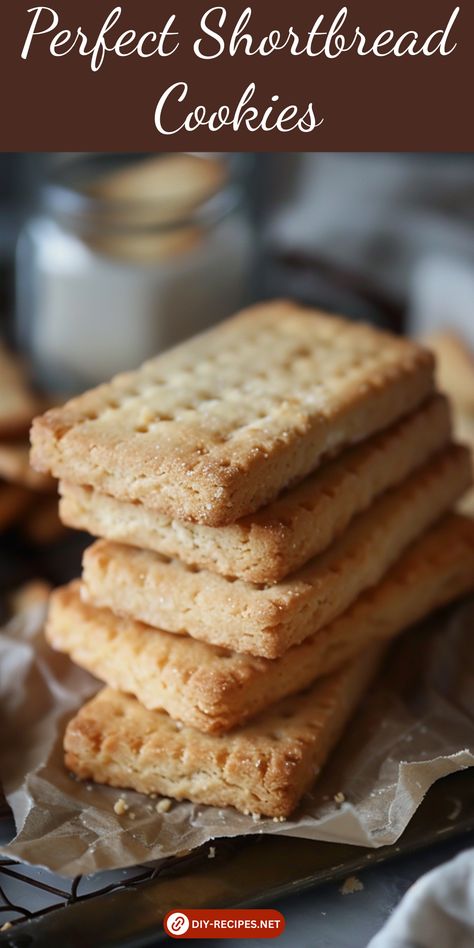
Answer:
[[16, 153, 254, 394]]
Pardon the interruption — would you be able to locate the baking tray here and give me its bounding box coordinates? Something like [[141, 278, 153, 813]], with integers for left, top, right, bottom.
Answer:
[[1, 769, 474, 947]]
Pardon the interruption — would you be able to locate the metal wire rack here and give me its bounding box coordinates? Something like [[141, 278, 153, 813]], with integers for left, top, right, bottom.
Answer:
[[0, 855, 165, 929], [0, 802, 164, 931], [0, 796, 249, 946]]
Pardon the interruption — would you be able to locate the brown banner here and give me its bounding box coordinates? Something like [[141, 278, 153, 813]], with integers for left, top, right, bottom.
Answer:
[[1, 0, 472, 150]]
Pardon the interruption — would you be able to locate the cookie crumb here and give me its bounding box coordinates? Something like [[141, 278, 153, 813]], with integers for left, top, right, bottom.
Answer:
[[129, 812, 136, 820], [340, 875, 364, 895], [272, 815, 286, 823], [252, 813, 261, 822], [113, 797, 129, 815], [156, 798, 172, 814], [149, 793, 157, 799], [0, 922, 12, 931], [334, 792, 346, 805], [208, 846, 216, 859]]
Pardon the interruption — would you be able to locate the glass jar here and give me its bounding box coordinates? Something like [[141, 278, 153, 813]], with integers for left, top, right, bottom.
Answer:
[[16, 153, 254, 394]]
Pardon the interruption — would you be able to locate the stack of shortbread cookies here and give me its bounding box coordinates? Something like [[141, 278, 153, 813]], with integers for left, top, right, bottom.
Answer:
[[0, 342, 55, 537], [31, 302, 474, 818]]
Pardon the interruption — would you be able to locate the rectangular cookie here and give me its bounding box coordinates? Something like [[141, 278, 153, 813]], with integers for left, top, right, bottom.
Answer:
[[0, 442, 54, 492], [59, 395, 451, 583], [30, 302, 435, 525], [82, 444, 472, 657], [427, 330, 474, 415], [425, 332, 474, 518], [48, 515, 474, 733], [0, 342, 39, 438], [64, 643, 385, 818]]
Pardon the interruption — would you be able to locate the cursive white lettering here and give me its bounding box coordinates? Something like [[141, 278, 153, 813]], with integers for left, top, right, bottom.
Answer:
[[194, 6, 226, 60], [154, 80, 323, 134], [21, 5, 179, 68], [21, 4, 460, 68], [21, 6, 58, 58]]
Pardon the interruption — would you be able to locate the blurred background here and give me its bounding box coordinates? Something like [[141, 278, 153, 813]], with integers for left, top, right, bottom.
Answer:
[[1, 152, 474, 394], [0, 151, 474, 583]]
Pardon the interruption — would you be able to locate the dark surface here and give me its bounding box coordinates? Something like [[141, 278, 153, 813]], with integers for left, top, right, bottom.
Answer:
[[0, 526, 90, 621], [1, 770, 474, 947], [219, 831, 474, 948]]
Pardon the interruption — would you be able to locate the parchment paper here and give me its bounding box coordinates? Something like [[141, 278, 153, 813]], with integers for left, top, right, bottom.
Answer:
[[1, 594, 474, 876]]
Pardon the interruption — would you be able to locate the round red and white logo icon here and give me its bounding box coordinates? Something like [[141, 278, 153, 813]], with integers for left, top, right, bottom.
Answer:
[[165, 911, 190, 936]]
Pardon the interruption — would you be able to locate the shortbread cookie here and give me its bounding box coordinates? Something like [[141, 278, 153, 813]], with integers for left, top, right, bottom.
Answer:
[[454, 412, 474, 457], [82, 445, 471, 657], [426, 332, 474, 516], [0, 343, 38, 438], [87, 155, 226, 261], [0, 482, 31, 531], [64, 643, 385, 818], [88, 154, 225, 213], [427, 330, 474, 445], [48, 515, 474, 732], [31, 302, 435, 525], [10, 579, 51, 616], [427, 331, 474, 415], [460, 491, 474, 517], [59, 395, 451, 583], [0, 442, 54, 491]]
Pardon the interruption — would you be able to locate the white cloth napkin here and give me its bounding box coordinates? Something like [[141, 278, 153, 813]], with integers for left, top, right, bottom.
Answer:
[[368, 848, 474, 948]]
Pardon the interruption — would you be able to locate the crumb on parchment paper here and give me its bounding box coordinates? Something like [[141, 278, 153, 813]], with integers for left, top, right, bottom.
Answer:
[[113, 797, 129, 816], [340, 876, 364, 895], [334, 792, 346, 804], [208, 846, 216, 859], [156, 798, 172, 814]]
